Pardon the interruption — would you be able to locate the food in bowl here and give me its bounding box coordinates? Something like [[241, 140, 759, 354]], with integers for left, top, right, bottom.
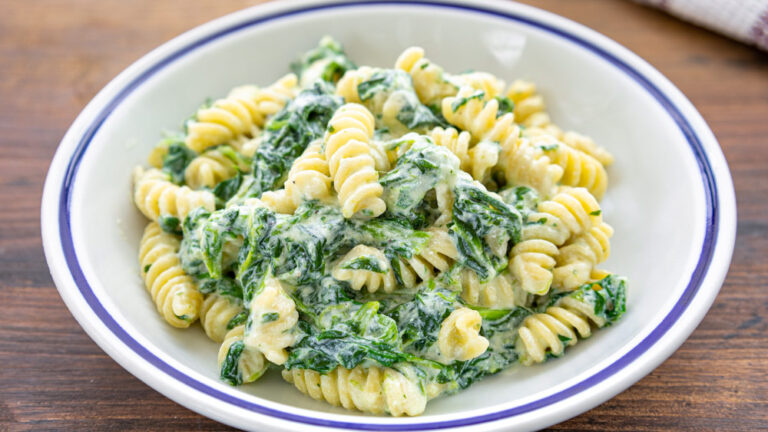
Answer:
[[131, 36, 627, 416]]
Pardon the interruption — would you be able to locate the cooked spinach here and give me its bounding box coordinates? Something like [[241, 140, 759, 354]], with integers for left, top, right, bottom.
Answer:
[[161, 138, 196, 184], [158, 215, 182, 235], [357, 69, 446, 134], [548, 275, 627, 324], [219, 340, 245, 386], [291, 36, 356, 85], [494, 96, 515, 117], [389, 283, 457, 356], [247, 82, 342, 197], [178, 207, 212, 278], [379, 134, 459, 226], [450, 178, 522, 281], [498, 185, 539, 216], [450, 90, 484, 113], [340, 255, 388, 273], [227, 311, 248, 330], [212, 172, 242, 204]]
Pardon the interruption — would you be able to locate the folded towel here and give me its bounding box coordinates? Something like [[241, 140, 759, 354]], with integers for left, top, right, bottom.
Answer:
[[635, 0, 768, 51]]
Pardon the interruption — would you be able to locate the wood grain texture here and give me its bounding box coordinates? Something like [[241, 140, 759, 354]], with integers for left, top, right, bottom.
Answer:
[[1, 0, 766, 430]]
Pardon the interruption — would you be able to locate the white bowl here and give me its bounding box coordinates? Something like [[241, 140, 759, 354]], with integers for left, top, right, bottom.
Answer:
[[41, 0, 736, 430]]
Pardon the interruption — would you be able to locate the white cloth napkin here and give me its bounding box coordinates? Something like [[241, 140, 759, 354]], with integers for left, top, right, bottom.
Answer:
[[635, 0, 768, 51]]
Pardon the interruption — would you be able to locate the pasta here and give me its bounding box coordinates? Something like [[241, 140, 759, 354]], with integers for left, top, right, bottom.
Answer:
[[395, 46, 505, 106], [509, 187, 602, 295], [553, 221, 614, 291], [185, 73, 298, 153], [218, 325, 269, 384], [260, 140, 334, 214], [184, 148, 247, 190], [429, 126, 499, 184], [438, 307, 489, 362], [516, 279, 624, 365], [282, 366, 427, 416], [200, 293, 245, 343], [243, 277, 299, 365], [324, 103, 386, 218], [459, 269, 530, 309], [332, 245, 396, 293], [394, 46, 458, 106], [507, 80, 614, 167], [132, 167, 215, 222], [138, 222, 203, 328], [129, 38, 627, 417], [442, 86, 563, 197], [531, 134, 608, 200], [393, 228, 459, 288]]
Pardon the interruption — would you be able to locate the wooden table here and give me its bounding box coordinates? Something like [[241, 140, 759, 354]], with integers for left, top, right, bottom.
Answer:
[[2, 0, 766, 430]]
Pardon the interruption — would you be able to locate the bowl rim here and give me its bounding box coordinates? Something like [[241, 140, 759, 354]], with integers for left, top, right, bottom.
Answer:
[[41, 0, 737, 430]]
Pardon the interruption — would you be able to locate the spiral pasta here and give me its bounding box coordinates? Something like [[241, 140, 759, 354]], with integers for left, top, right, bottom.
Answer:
[[218, 325, 268, 384], [394, 228, 459, 287], [553, 221, 614, 291], [531, 134, 608, 200], [133, 167, 216, 223], [459, 269, 530, 309], [282, 366, 427, 416], [139, 222, 203, 328], [438, 307, 489, 362], [394, 46, 458, 106], [498, 138, 564, 198], [443, 86, 562, 197], [452, 72, 506, 100], [324, 103, 386, 218], [184, 148, 245, 190], [185, 73, 298, 153], [505, 80, 547, 124], [335, 66, 375, 103], [509, 187, 602, 295], [243, 277, 299, 365], [516, 293, 610, 366], [332, 245, 396, 293], [442, 86, 517, 144], [260, 140, 334, 214], [200, 293, 245, 343], [395, 46, 505, 107], [429, 127, 499, 184], [509, 238, 559, 296]]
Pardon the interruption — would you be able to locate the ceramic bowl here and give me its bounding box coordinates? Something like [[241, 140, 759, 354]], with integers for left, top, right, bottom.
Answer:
[[41, 1, 736, 430]]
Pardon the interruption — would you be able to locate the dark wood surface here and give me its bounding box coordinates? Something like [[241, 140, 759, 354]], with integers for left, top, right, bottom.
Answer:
[[1, 0, 766, 430]]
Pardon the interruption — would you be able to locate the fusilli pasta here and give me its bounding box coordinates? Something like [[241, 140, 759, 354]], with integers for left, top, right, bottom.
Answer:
[[438, 307, 489, 362], [282, 366, 427, 416], [133, 167, 216, 222], [429, 126, 499, 184], [516, 289, 613, 366], [553, 221, 614, 291], [394, 46, 458, 106], [218, 325, 268, 384], [332, 245, 396, 293], [459, 269, 530, 309], [260, 140, 334, 214], [243, 277, 299, 365], [509, 187, 602, 295], [394, 228, 458, 287], [186, 74, 298, 153], [138, 222, 203, 328], [324, 103, 386, 218], [184, 148, 245, 190], [200, 293, 245, 343]]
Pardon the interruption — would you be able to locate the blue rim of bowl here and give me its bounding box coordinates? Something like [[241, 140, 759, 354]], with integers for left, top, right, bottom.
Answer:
[[56, 1, 719, 430]]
